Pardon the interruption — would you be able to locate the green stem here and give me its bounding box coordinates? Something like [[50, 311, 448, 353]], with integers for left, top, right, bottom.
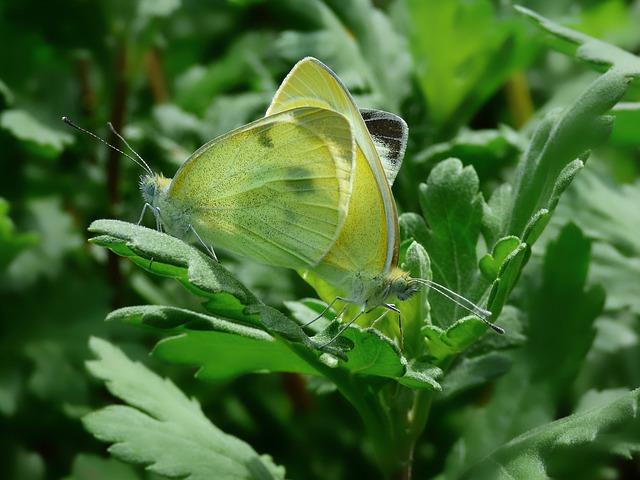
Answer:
[[287, 343, 395, 471]]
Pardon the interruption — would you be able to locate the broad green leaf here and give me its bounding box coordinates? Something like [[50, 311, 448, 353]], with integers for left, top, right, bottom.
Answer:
[[110, 305, 318, 380], [525, 223, 604, 388], [416, 158, 484, 327], [110, 304, 441, 390], [89, 220, 281, 331], [466, 389, 640, 479], [0, 109, 73, 157], [84, 337, 286, 480], [63, 454, 140, 480]]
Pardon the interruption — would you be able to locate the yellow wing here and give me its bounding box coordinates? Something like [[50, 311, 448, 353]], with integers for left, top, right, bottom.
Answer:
[[266, 57, 399, 285], [167, 107, 355, 270]]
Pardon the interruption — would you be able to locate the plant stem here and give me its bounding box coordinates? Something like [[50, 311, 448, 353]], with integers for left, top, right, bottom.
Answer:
[[504, 71, 534, 129]]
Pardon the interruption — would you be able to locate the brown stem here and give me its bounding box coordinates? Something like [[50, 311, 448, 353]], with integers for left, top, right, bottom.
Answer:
[[281, 373, 312, 413], [144, 47, 169, 104], [504, 71, 534, 129], [106, 42, 129, 307], [74, 54, 96, 119]]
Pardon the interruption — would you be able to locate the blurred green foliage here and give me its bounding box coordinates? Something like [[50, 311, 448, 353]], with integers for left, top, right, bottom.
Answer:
[[1, 1, 640, 479]]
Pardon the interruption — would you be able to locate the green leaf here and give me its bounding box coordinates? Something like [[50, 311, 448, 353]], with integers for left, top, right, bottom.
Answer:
[[466, 389, 640, 479], [110, 305, 318, 380], [62, 454, 140, 480], [91, 221, 442, 390], [405, 0, 533, 131], [89, 220, 293, 336], [505, 68, 628, 240], [138, 0, 180, 19], [554, 168, 640, 257], [414, 126, 525, 180], [611, 102, 640, 146], [516, 5, 640, 78], [398, 240, 431, 358], [479, 236, 521, 281], [525, 223, 604, 389], [443, 223, 605, 478], [3, 198, 81, 289], [84, 337, 286, 480], [275, 0, 411, 111], [0, 109, 73, 157], [416, 158, 484, 327], [439, 351, 512, 400], [110, 304, 441, 390], [0, 198, 38, 272], [423, 317, 487, 360]]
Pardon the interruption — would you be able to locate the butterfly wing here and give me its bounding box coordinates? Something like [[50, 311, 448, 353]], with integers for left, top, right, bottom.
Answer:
[[360, 108, 408, 186], [266, 57, 399, 282], [167, 107, 354, 270]]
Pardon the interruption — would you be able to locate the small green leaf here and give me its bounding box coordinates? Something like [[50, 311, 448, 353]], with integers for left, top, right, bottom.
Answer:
[[84, 337, 286, 480], [479, 236, 520, 281], [423, 316, 486, 360], [398, 240, 431, 357]]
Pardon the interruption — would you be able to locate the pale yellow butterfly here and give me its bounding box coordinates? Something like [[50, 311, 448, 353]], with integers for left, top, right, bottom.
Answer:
[[265, 58, 499, 342]]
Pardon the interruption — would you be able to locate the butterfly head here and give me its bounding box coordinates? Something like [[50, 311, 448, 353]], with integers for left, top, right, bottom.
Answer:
[[388, 269, 421, 301], [140, 173, 170, 206]]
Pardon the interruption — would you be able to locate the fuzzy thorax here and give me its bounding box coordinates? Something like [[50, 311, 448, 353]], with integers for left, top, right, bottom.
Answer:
[[349, 268, 420, 310], [139, 174, 191, 238]]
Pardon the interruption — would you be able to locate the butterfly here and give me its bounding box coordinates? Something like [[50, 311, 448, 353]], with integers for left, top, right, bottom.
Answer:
[[63, 57, 500, 347], [264, 58, 500, 343], [135, 106, 356, 272]]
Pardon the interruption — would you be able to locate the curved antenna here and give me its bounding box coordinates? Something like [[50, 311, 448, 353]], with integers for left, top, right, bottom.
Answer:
[[61, 116, 153, 175], [411, 278, 504, 334], [107, 122, 153, 175]]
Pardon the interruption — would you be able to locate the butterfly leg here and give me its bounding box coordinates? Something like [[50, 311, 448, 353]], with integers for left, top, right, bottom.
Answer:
[[303, 296, 353, 327], [319, 307, 368, 349], [137, 203, 152, 225], [189, 225, 218, 262], [384, 303, 403, 349]]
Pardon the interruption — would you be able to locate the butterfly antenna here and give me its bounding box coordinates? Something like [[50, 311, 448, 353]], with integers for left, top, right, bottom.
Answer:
[[61, 116, 153, 175], [107, 121, 153, 175], [411, 278, 504, 334]]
